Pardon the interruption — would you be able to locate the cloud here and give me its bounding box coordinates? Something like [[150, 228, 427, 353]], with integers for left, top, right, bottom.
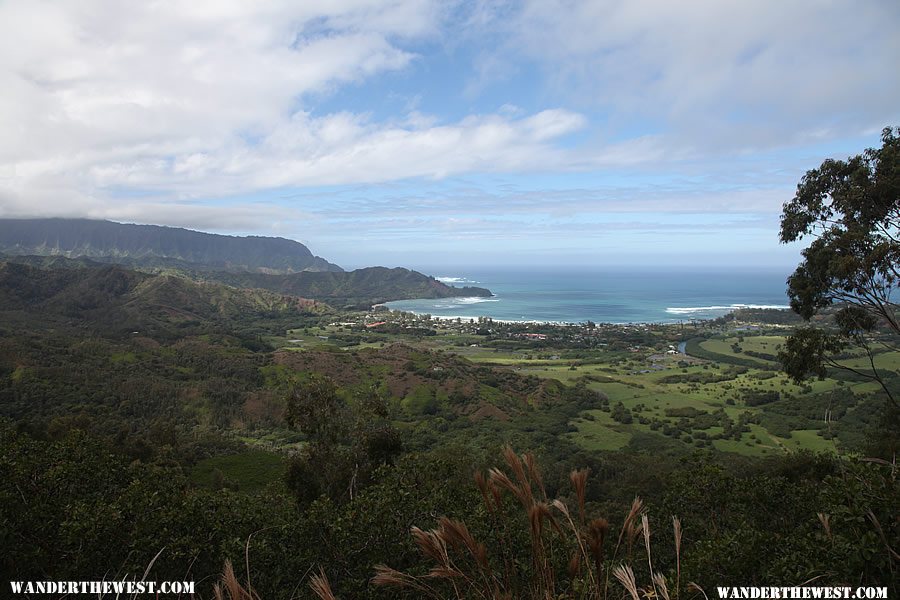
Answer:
[[479, 0, 900, 148], [0, 2, 417, 198], [0, 0, 595, 215], [0, 107, 589, 214], [0, 0, 897, 260], [0, 183, 315, 232], [283, 179, 790, 224], [0, 1, 425, 161]]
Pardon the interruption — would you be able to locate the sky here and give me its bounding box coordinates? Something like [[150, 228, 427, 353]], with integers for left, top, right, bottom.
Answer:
[[1, 1, 898, 272]]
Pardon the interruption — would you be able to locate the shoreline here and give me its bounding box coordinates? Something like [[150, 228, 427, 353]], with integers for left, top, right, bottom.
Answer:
[[380, 300, 791, 327], [379, 310, 749, 327]]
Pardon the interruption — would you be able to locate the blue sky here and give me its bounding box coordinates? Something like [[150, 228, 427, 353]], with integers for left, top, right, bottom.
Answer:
[[1, 1, 898, 272]]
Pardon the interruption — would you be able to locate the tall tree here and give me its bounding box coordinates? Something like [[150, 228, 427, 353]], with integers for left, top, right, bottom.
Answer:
[[778, 126, 900, 408], [284, 375, 402, 504]]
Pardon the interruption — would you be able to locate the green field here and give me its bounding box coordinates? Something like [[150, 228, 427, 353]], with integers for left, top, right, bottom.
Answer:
[[270, 319, 896, 459], [568, 410, 632, 451], [191, 449, 286, 493], [466, 331, 898, 457]]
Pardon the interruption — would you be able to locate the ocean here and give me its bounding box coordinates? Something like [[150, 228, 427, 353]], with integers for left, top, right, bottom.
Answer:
[[384, 268, 792, 324]]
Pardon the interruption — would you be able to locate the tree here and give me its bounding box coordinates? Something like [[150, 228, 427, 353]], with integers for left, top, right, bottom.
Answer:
[[284, 375, 402, 504], [778, 126, 900, 409]]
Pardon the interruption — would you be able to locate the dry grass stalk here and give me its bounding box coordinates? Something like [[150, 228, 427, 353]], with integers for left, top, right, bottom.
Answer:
[[641, 514, 660, 600], [642, 515, 653, 583], [689, 582, 710, 600], [524, 452, 547, 500], [653, 573, 671, 600], [375, 449, 689, 600], [567, 552, 581, 578], [309, 567, 337, 600], [551, 498, 571, 520], [673, 516, 682, 596], [570, 469, 589, 524], [586, 518, 609, 579], [427, 566, 466, 579], [411, 518, 499, 596], [413, 526, 451, 566], [371, 564, 412, 587], [372, 564, 443, 599], [817, 512, 832, 541], [615, 497, 644, 558], [502, 446, 529, 490], [439, 517, 490, 571], [489, 467, 529, 508], [527, 502, 556, 595], [529, 503, 546, 539], [865, 509, 900, 561], [490, 482, 503, 511], [214, 560, 259, 600], [626, 517, 642, 561], [552, 497, 597, 590], [613, 565, 640, 600]]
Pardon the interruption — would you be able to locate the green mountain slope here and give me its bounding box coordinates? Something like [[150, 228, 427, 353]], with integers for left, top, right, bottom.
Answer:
[[2, 254, 492, 308], [0, 260, 326, 337], [198, 266, 492, 307]]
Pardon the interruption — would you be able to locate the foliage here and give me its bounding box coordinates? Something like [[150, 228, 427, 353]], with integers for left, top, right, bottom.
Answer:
[[370, 447, 683, 600], [284, 375, 402, 503], [2, 246, 899, 596], [662, 453, 898, 590], [779, 126, 900, 412]]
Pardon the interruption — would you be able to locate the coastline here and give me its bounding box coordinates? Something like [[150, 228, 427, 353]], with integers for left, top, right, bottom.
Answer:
[[386, 269, 792, 325], [381, 300, 791, 326]]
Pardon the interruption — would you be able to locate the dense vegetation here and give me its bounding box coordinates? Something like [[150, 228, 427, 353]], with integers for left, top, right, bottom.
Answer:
[[2, 253, 492, 311], [779, 127, 900, 412], [4, 141, 900, 599], [193, 265, 493, 308], [0, 254, 897, 598]]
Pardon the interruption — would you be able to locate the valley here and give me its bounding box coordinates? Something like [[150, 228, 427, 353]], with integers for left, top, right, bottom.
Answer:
[[0, 247, 896, 598]]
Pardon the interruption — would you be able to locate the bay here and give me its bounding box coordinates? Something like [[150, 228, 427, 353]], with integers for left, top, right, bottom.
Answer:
[[384, 268, 792, 324]]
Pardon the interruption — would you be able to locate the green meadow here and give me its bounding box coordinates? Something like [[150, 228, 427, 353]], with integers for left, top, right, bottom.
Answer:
[[453, 330, 898, 457], [191, 449, 286, 493], [262, 316, 897, 463]]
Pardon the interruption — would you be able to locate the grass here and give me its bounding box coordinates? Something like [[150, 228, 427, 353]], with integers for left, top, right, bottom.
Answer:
[[191, 449, 286, 493], [780, 429, 839, 453], [568, 410, 632, 451], [496, 336, 870, 456], [711, 424, 781, 457], [270, 326, 895, 458], [737, 335, 783, 354], [698, 339, 772, 365], [109, 351, 138, 364], [366, 447, 687, 600], [831, 350, 900, 372]]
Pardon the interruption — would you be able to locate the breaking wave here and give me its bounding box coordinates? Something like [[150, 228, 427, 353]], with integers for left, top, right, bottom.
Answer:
[[431, 296, 499, 309], [665, 304, 789, 315], [454, 296, 498, 304]]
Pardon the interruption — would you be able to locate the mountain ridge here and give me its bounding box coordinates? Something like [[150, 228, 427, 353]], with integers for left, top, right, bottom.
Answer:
[[0, 259, 329, 339], [0, 254, 493, 310], [0, 218, 343, 273]]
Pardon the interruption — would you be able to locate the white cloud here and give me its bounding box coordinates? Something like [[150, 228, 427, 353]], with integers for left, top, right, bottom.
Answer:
[[1, 0, 897, 235], [243, 108, 587, 187], [487, 0, 900, 148], [0, 0, 595, 217]]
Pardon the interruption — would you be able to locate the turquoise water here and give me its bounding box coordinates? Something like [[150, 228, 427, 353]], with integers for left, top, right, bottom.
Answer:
[[384, 268, 792, 324]]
